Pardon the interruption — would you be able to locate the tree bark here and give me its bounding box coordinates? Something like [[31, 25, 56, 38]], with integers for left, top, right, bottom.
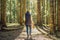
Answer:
[[37, 0, 41, 26], [1, 0, 6, 27], [20, 0, 26, 25]]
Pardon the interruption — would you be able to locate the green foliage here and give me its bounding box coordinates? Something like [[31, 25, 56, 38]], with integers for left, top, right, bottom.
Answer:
[[6, 0, 19, 23]]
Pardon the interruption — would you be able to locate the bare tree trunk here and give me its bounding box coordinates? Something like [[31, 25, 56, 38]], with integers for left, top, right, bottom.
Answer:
[[37, 0, 41, 26], [20, 0, 26, 25], [1, 0, 6, 27], [49, 0, 56, 34], [58, 0, 60, 31]]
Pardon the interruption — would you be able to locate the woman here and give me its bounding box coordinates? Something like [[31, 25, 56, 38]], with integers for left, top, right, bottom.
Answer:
[[25, 11, 32, 38]]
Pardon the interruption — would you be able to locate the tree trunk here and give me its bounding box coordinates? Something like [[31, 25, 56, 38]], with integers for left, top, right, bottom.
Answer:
[[37, 0, 41, 26], [1, 0, 6, 27]]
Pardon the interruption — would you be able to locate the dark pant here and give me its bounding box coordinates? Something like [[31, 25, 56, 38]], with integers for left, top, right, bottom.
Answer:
[[26, 25, 31, 36]]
